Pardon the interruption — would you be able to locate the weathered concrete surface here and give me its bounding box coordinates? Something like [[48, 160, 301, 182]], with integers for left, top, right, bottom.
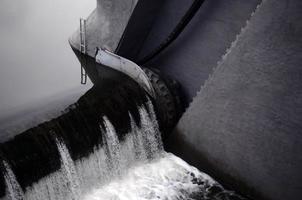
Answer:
[[69, 0, 138, 57], [138, 0, 261, 104], [167, 0, 302, 200], [70, 0, 261, 105]]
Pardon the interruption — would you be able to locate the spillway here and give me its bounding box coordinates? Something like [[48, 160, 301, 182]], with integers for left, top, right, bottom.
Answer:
[[0, 75, 245, 199]]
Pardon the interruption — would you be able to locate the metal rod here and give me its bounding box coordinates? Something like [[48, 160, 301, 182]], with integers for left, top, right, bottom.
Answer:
[[80, 18, 87, 84]]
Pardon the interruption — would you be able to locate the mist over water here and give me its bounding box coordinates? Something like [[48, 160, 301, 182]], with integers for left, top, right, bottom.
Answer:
[[0, 0, 96, 141], [0, 0, 95, 117]]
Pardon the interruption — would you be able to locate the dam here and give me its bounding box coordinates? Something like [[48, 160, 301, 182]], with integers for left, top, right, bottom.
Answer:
[[0, 74, 244, 199], [0, 0, 301, 200]]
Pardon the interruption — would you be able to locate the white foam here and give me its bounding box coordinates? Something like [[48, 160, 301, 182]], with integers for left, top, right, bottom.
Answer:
[[2, 100, 231, 200], [82, 153, 216, 200]]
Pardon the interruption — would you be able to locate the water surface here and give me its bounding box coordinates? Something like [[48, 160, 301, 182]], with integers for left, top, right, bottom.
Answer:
[[0, 0, 95, 118], [0, 0, 95, 140]]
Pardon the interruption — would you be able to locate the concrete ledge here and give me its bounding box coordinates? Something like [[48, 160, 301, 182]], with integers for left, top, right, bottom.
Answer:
[[168, 0, 302, 199]]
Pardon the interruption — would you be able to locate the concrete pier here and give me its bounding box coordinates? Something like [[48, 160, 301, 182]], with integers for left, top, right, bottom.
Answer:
[[69, 0, 138, 57], [167, 0, 302, 199], [136, 0, 261, 104], [69, 1, 302, 199]]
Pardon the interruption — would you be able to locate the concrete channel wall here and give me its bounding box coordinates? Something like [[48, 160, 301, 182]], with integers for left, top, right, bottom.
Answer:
[[137, 0, 261, 104], [69, 1, 302, 199], [167, 0, 302, 200], [69, 0, 138, 57]]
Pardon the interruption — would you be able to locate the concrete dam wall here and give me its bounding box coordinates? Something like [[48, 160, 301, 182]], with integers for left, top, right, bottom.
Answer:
[[70, 0, 262, 104], [69, 0, 139, 57], [167, 0, 302, 200], [132, 0, 262, 104], [68, 0, 302, 199]]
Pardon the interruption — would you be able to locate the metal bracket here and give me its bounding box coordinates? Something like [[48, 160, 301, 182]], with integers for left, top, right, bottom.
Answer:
[[80, 18, 87, 84], [95, 48, 156, 98]]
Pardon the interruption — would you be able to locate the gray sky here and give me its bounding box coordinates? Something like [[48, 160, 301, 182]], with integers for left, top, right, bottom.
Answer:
[[0, 0, 95, 117]]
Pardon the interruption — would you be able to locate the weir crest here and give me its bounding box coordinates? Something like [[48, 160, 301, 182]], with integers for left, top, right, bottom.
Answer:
[[1, 99, 245, 200]]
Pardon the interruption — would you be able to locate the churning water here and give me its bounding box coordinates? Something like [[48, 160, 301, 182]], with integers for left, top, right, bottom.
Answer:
[[82, 153, 218, 200], [1, 99, 243, 200]]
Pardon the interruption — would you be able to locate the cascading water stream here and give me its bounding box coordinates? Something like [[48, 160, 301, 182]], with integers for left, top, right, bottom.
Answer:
[[2, 161, 24, 200], [139, 101, 164, 159], [101, 117, 122, 176], [1, 99, 245, 200], [56, 139, 81, 200]]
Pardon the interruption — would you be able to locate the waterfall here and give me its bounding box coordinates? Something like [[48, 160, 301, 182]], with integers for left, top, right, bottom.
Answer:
[[0, 99, 164, 199], [2, 161, 24, 200], [0, 99, 245, 200], [129, 113, 147, 161], [101, 117, 122, 176], [56, 139, 81, 200]]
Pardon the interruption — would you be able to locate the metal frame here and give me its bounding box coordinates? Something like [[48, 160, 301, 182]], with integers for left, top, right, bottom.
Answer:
[[95, 48, 156, 98]]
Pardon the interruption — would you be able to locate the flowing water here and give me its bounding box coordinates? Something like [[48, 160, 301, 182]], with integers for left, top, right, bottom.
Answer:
[[2, 161, 24, 200], [1, 99, 244, 200], [0, 0, 245, 199]]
